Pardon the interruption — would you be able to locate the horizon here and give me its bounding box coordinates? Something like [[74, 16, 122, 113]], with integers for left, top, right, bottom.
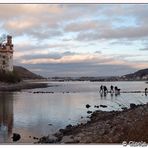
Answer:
[[1, 4, 148, 77]]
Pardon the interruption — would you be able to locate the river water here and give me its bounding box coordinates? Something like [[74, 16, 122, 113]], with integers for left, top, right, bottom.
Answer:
[[0, 81, 148, 143]]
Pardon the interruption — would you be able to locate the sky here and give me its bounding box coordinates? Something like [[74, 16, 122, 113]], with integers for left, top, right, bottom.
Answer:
[[0, 4, 148, 77]]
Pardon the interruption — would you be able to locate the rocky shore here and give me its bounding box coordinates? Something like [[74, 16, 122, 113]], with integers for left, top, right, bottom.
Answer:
[[0, 81, 48, 91], [38, 103, 148, 144]]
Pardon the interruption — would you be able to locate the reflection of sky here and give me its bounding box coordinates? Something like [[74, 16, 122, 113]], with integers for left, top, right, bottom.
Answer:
[[0, 4, 148, 76]]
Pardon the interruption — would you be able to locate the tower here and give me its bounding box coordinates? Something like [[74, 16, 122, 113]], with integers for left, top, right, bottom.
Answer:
[[0, 35, 14, 72]]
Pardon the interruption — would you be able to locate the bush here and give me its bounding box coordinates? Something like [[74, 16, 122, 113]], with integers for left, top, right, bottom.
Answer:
[[0, 70, 21, 83]]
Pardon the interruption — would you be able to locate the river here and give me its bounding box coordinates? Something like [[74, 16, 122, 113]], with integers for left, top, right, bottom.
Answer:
[[0, 81, 148, 143]]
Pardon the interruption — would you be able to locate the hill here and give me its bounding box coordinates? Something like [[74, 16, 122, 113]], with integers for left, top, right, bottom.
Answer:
[[121, 68, 148, 80], [14, 66, 44, 80]]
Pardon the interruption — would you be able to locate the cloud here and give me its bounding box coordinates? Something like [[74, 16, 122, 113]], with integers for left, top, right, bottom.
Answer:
[[64, 21, 98, 32], [139, 47, 148, 51], [3, 17, 62, 39], [0, 4, 65, 19], [1, 4, 100, 39], [1, 4, 148, 42], [21, 62, 137, 77], [75, 24, 148, 41], [16, 51, 76, 61], [18, 52, 119, 65], [16, 51, 143, 73], [1, 5, 65, 39], [6, 19, 35, 31], [110, 39, 135, 45]]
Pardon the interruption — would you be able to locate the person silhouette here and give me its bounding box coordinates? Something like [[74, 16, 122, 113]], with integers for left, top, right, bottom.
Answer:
[[115, 86, 120, 95], [104, 86, 108, 95], [110, 85, 114, 93], [99, 85, 103, 94], [145, 88, 147, 96]]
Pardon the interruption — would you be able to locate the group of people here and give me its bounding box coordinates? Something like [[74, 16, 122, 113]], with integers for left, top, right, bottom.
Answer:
[[99, 85, 148, 96], [99, 85, 121, 95]]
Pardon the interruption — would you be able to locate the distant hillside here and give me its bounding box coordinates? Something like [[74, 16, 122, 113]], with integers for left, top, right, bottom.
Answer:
[[14, 66, 44, 79], [121, 68, 148, 80]]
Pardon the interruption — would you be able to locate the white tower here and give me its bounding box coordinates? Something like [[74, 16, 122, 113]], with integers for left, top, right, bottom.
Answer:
[[0, 35, 14, 72]]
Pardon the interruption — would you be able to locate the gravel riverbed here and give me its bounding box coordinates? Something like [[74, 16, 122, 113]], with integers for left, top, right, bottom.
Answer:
[[38, 103, 148, 144]]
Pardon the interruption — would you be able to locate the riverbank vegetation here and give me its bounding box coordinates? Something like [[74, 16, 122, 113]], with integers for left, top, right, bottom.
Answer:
[[0, 70, 21, 83]]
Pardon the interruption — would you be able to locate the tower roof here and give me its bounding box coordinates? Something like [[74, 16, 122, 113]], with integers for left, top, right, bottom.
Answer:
[[0, 35, 13, 53]]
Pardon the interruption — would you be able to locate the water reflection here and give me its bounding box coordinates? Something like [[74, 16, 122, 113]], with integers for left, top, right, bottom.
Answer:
[[100, 91, 120, 99], [0, 93, 14, 142], [110, 93, 114, 99]]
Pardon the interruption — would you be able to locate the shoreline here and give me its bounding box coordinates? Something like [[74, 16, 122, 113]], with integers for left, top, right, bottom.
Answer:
[[38, 103, 148, 144], [0, 81, 49, 91]]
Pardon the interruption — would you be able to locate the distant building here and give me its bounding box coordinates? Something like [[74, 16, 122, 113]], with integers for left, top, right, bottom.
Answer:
[[0, 35, 14, 72]]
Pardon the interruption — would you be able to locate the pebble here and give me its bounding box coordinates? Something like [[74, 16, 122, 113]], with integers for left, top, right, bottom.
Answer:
[[61, 135, 74, 143], [48, 123, 53, 126], [87, 111, 92, 114], [12, 133, 21, 142], [100, 105, 107, 108], [130, 103, 136, 109], [86, 104, 91, 108]]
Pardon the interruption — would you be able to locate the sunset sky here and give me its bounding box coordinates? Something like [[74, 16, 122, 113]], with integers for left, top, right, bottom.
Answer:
[[0, 4, 148, 77]]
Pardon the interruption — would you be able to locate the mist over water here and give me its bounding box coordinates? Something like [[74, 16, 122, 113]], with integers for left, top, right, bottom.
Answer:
[[0, 81, 148, 143]]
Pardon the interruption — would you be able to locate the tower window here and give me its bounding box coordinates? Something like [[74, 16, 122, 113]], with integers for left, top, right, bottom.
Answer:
[[2, 60, 6, 65]]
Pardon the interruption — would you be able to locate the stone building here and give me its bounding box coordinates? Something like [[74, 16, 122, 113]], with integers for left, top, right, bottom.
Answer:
[[0, 35, 13, 72]]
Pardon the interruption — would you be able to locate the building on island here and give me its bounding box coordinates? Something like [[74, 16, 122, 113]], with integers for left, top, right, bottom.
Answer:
[[0, 35, 14, 72]]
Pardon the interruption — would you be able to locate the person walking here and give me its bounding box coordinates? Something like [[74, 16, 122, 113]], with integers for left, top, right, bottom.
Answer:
[[115, 86, 120, 95], [110, 85, 114, 93], [99, 85, 103, 94], [104, 86, 108, 94]]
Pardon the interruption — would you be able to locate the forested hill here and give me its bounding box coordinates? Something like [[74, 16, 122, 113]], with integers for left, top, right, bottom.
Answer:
[[121, 68, 148, 80], [14, 66, 44, 79]]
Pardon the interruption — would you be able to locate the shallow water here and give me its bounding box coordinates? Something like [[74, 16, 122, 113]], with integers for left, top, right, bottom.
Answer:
[[0, 81, 148, 143]]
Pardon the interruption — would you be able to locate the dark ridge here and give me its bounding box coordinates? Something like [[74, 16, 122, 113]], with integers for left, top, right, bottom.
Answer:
[[13, 66, 44, 80], [121, 68, 148, 80]]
